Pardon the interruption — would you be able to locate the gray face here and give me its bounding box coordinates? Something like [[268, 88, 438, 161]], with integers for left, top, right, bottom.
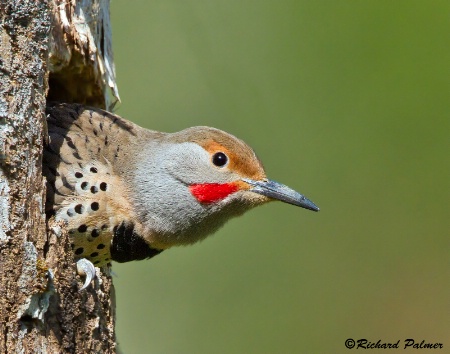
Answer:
[[163, 142, 241, 185], [131, 141, 262, 246]]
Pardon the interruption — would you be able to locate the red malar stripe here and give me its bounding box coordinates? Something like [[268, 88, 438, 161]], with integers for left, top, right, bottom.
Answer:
[[189, 183, 239, 203]]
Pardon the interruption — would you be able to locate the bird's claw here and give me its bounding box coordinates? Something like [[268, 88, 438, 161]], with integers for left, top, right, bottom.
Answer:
[[76, 258, 96, 291]]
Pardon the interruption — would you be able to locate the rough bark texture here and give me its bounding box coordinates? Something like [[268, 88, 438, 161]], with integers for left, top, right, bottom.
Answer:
[[0, 0, 118, 352], [48, 0, 119, 109]]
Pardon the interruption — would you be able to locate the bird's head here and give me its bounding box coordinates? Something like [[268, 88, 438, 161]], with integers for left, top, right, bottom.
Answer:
[[133, 126, 318, 247]]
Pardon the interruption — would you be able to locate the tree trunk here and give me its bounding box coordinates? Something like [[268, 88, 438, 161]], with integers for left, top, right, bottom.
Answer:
[[0, 0, 118, 352]]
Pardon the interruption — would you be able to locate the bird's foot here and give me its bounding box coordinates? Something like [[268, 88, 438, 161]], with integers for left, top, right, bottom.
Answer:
[[76, 258, 96, 291]]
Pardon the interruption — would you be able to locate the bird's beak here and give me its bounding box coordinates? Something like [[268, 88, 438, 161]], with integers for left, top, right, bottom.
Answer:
[[242, 178, 319, 212]]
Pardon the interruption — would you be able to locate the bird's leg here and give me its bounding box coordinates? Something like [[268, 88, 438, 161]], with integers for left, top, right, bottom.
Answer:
[[76, 258, 96, 291]]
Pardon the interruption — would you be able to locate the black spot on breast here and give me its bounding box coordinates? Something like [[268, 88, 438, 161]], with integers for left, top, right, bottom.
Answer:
[[75, 172, 83, 178], [90, 252, 99, 257], [91, 229, 99, 238], [110, 222, 163, 263], [91, 202, 99, 211], [74, 204, 84, 214], [102, 224, 108, 230], [94, 260, 100, 265], [78, 224, 87, 233], [81, 181, 89, 190], [67, 208, 75, 217], [75, 247, 84, 255], [90, 167, 98, 173], [90, 186, 99, 194], [100, 182, 107, 191], [97, 244, 105, 249]]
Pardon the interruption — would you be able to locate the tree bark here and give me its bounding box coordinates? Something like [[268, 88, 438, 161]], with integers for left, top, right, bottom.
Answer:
[[0, 0, 118, 352]]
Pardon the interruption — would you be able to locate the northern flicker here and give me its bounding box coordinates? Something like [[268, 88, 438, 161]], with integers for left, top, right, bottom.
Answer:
[[43, 103, 319, 289]]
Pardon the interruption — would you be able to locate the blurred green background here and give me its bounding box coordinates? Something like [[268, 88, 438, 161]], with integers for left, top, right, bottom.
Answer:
[[110, 1, 449, 353]]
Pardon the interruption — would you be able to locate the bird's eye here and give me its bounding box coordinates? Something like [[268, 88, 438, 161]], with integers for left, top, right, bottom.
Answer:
[[212, 152, 228, 167]]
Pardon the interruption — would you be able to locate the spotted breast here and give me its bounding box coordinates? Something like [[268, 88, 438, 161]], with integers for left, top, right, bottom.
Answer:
[[44, 103, 163, 266]]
